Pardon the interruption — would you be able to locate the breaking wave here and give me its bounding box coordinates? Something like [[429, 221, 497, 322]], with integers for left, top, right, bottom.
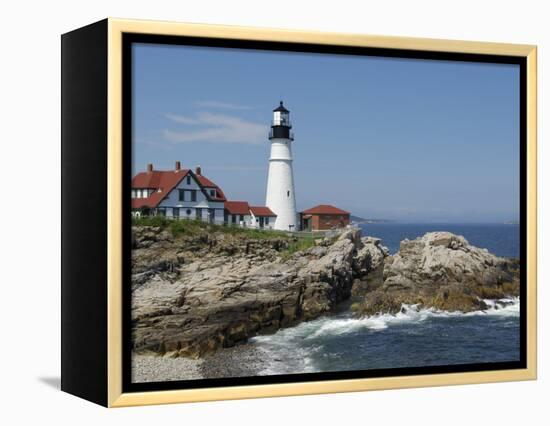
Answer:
[[249, 297, 520, 375], [309, 297, 520, 336]]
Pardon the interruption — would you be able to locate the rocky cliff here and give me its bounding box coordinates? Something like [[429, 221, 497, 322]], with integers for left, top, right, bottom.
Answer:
[[352, 232, 520, 315], [132, 226, 385, 358], [132, 226, 519, 358]]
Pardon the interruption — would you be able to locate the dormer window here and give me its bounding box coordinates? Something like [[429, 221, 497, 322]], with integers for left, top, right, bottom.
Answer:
[[210, 189, 216, 197], [135, 188, 156, 198]]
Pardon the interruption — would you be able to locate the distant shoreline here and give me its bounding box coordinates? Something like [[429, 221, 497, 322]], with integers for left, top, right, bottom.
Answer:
[[350, 215, 394, 224], [352, 220, 519, 225]]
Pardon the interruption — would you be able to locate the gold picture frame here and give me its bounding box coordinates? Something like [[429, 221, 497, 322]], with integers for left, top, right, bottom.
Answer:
[[61, 18, 537, 407]]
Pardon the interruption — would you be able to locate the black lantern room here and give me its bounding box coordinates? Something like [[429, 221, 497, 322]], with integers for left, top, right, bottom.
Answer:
[[269, 101, 293, 140]]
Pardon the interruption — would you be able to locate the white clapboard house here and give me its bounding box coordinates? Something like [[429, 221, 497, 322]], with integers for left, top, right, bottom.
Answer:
[[224, 201, 277, 229], [132, 162, 276, 229]]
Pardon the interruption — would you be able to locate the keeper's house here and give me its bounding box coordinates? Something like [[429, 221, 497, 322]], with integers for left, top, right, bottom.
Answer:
[[300, 204, 350, 231], [131, 162, 276, 228]]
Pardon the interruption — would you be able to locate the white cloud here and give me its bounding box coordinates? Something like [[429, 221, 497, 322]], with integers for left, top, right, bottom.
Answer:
[[164, 113, 203, 125], [164, 112, 266, 145], [194, 100, 253, 110], [134, 138, 174, 151]]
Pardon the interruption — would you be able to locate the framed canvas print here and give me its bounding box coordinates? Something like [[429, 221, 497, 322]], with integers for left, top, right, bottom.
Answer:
[[61, 18, 537, 407]]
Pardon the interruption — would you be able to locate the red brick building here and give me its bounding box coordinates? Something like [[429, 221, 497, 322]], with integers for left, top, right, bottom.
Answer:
[[300, 204, 351, 231]]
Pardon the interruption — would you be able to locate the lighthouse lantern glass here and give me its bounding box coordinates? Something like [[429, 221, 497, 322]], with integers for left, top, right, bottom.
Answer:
[[273, 111, 290, 126]]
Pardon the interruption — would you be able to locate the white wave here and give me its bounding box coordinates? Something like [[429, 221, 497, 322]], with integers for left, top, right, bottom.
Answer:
[[307, 305, 431, 337], [250, 318, 336, 375], [249, 297, 520, 374], [250, 339, 321, 375], [307, 297, 520, 337], [477, 297, 520, 317]]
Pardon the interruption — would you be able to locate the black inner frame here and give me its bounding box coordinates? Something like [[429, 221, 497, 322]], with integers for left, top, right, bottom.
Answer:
[[122, 33, 528, 393]]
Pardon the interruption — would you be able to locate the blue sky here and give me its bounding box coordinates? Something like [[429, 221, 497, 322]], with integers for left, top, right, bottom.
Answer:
[[133, 43, 520, 223]]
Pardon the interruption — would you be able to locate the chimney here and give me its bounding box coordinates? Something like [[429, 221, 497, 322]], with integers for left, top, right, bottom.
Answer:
[[195, 165, 202, 175], [147, 163, 153, 173], [175, 161, 181, 171]]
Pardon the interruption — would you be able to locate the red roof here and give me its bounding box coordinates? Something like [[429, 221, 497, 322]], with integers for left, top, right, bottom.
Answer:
[[132, 169, 190, 209], [301, 204, 350, 215], [250, 206, 276, 216], [196, 174, 227, 201], [224, 201, 250, 215], [131, 167, 226, 209]]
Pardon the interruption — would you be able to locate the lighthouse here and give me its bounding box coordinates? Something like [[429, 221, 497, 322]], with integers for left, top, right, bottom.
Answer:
[[266, 101, 298, 231]]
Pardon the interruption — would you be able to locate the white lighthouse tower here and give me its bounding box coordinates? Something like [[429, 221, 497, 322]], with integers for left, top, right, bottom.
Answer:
[[266, 101, 298, 231]]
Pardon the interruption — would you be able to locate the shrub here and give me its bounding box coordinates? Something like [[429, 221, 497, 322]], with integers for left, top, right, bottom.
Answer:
[[132, 215, 170, 228], [280, 237, 316, 260]]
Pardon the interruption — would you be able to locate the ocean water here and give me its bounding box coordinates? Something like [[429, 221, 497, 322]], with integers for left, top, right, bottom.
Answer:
[[360, 223, 520, 258], [244, 223, 521, 375], [250, 299, 520, 375]]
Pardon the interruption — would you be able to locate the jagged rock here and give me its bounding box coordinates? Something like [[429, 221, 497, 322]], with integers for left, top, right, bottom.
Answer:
[[132, 227, 377, 358], [351, 236, 389, 297], [133, 227, 520, 357], [353, 232, 519, 315]]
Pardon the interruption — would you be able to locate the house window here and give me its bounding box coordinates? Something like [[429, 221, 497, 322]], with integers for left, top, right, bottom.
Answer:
[[131, 189, 136, 198], [186, 209, 192, 216], [231, 215, 236, 224], [179, 189, 184, 201], [173, 208, 180, 218], [196, 208, 202, 220], [191, 190, 197, 202], [239, 215, 244, 222], [210, 189, 216, 197], [186, 176, 191, 185], [224, 210, 229, 224], [265, 217, 269, 225], [208, 208, 215, 224]]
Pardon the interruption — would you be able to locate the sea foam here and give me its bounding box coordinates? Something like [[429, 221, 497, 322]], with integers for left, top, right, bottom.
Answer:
[[249, 297, 520, 375], [308, 297, 520, 337]]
